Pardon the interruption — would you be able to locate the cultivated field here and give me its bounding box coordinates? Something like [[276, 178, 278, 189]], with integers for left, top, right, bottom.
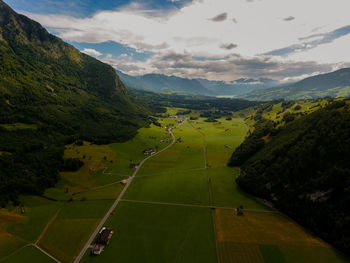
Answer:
[[215, 209, 348, 263], [1, 108, 348, 263]]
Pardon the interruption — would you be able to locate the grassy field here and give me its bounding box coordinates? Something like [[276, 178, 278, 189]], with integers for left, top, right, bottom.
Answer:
[[214, 209, 348, 263], [1, 107, 349, 263], [38, 200, 114, 263], [2, 246, 55, 263], [80, 202, 217, 263]]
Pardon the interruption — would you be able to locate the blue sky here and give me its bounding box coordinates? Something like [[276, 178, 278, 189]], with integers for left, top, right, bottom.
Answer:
[[7, 0, 350, 82], [6, 0, 191, 17]]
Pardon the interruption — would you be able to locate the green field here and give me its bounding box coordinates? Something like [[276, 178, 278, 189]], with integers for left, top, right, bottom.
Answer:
[[81, 202, 217, 263], [2, 246, 55, 263], [1, 108, 348, 263], [215, 209, 348, 263]]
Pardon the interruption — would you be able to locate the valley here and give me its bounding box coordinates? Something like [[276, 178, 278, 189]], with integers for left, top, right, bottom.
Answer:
[[0, 108, 347, 263]]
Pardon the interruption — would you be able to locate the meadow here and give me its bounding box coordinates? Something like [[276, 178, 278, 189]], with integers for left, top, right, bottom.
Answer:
[[1, 108, 348, 263]]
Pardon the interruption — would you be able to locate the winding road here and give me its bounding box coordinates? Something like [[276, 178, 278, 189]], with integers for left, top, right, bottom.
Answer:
[[73, 121, 183, 263]]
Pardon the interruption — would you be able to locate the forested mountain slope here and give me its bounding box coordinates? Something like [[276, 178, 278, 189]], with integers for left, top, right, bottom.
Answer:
[[0, 0, 148, 205], [229, 99, 350, 255], [243, 68, 350, 101]]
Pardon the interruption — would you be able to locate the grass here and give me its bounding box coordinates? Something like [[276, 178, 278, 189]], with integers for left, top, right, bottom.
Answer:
[[80, 202, 217, 263], [38, 200, 113, 263], [124, 169, 210, 205], [214, 209, 348, 263], [2, 246, 55, 263], [2, 108, 349, 262], [0, 196, 62, 261], [209, 167, 269, 210]]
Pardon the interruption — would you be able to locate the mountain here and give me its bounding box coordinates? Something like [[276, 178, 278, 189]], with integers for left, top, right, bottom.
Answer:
[[117, 70, 212, 95], [117, 70, 281, 97], [243, 68, 350, 101], [0, 0, 148, 204], [197, 77, 281, 96], [229, 99, 350, 255]]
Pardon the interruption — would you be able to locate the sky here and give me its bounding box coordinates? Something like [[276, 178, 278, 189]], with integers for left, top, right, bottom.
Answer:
[[6, 0, 350, 82]]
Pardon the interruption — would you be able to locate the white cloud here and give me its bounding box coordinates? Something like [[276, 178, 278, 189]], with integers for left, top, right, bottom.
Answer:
[[20, 0, 350, 80], [81, 48, 102, 57]]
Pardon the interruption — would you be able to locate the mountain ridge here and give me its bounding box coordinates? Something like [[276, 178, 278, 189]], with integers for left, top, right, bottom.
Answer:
[[243, 67, 350, 101]]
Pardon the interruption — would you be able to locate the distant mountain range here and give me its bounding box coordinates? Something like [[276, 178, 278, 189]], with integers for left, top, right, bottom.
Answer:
[[118, 68, 350, 101], [116, 70, 281, 97], [243, 68, 350, 101]]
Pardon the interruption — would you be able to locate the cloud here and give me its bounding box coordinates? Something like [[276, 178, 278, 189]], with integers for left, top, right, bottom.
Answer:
[[19, 0, 350, 81], [265, 24, 350, 57], [209, 12, 227, 22], [81, 48, 102, 57], [220, 43, 238, 50], [283, 16, 295, 21], [104, 51, 334, 82]]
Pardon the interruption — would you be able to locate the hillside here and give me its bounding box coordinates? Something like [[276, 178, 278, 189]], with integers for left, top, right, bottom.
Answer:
[[243, 68, 350, 101], [117, 70, 212, 95], [0, 0, 148, 205], [229, 99, 350, 255], [117, 70, 281, 96]]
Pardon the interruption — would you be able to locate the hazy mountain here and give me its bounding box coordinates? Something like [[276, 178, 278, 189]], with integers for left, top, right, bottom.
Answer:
[[117, 70, 281, 97], [243, 68, 350, 101], [197, 77, 281, 96], [117, 70, 212, 95]]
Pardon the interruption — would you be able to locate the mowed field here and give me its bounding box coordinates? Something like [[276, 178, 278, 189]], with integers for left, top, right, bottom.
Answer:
[[215, 209, 348, 263], [1, 109, 349, 263], [80, 110, 349, 263], [0, 124, 171, 263]]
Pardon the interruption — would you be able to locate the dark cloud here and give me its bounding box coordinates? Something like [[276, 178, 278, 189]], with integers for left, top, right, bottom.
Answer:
[[210, 13, 227, 22], [265, 24, 350, 56], [220, 43, 238, 50], [283, 16, 295, 21]]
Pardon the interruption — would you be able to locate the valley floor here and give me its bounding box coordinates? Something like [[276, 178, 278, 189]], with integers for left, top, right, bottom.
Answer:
[[0, 109, 348, 263]]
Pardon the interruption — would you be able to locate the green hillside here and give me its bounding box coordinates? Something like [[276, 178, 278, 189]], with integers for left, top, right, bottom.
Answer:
[[243, 68, 350, 101], [0, 0, 148, 205], [229, 99, 350, 255]]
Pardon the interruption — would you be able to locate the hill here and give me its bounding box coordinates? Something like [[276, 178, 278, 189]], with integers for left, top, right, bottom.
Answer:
[[0, 0, 148, 205], [117, 70, 281, 97], [243, 68, 350, 101], [117, 70, 212, 95], [229, 99, 350, 255]]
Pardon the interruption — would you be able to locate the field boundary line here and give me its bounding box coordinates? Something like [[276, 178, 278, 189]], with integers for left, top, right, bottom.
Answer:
[[36, 208, 61, 245], [0, 244, 31, 262], [73, 120, 185, 263], [120, 199, 277, 213], [32, 244, 61, 263], [72, 180, 125, 196]]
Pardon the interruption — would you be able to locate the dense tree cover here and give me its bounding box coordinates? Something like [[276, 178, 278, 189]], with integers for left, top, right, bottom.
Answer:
[[0, 1, 149, 204], [128, 88, 260, 113], [229, 100, 350, 255]]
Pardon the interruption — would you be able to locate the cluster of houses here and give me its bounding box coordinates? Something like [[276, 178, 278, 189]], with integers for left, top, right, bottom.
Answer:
[[91, 227, 114, 256], [143, 148, 156, 155]]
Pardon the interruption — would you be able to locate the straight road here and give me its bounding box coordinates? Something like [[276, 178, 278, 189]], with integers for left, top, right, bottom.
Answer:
[[73, 121, 183, 263]]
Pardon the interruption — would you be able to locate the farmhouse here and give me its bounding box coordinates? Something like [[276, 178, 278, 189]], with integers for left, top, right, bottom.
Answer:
[[91, 227, 114, 255], [177, 138, 184, 143], [143, 148, 156, 155]]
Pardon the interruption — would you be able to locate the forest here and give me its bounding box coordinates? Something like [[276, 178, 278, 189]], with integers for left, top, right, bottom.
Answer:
[[229, 99, 350, 255]]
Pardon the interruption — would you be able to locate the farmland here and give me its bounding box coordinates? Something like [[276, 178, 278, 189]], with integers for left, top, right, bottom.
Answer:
[[1, 108, 348, 263]]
